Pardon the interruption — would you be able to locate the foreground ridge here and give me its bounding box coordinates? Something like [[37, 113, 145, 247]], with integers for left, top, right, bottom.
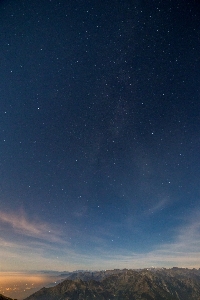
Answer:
[[0, 294, 14, 300], [23, 268, 200, 300]]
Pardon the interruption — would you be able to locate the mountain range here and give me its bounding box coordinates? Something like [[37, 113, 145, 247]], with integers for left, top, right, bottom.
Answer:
[[23, 267, 200, 300]]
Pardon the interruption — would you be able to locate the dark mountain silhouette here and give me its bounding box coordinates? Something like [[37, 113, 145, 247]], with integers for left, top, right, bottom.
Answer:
[[0, 294, 15, 300], [24, 268, 200, 300]]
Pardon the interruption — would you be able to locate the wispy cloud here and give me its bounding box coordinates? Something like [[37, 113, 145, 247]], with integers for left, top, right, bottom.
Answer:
[[146, 197, 169, 215], [98, 211, 200, 269], [0, 210, 64, 243], [156, 213, 200, 258]]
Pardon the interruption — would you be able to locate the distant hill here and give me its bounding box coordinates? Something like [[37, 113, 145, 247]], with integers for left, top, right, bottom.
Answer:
[[24, 267, 200, 300], [0, 294, 14, 300]]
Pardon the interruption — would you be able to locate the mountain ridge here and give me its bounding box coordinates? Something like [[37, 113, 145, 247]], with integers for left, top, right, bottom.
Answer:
[[24, 268, 200, 300], [0, 294, 15, 300]]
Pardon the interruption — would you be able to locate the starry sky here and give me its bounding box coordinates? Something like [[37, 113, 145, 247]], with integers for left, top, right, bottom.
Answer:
[[0, 0, 200, 272]]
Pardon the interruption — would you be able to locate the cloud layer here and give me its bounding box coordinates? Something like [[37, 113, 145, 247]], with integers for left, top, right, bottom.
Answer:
[[0, 209, 200, 271], [0, 210, 64, 243]]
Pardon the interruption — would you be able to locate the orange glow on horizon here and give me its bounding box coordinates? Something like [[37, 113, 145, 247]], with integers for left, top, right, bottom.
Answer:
[[0, 272, 59, 300]]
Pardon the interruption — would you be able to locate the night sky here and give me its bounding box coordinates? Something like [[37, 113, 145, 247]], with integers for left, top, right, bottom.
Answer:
[[0, 0, 200, 271]]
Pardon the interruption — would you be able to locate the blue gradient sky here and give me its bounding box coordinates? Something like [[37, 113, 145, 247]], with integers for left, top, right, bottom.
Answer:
[[0, 0, 200, 271]]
